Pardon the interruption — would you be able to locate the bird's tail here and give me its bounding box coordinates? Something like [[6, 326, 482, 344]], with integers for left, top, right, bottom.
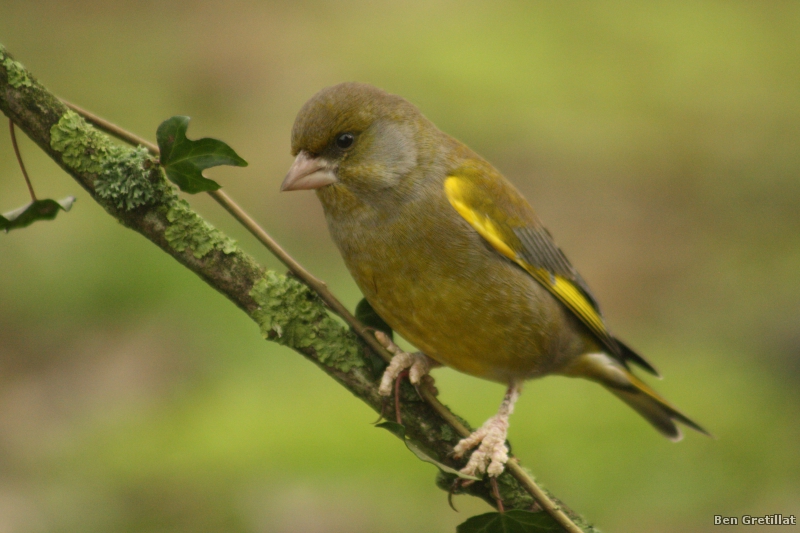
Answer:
[[563, 353, 710, 440]]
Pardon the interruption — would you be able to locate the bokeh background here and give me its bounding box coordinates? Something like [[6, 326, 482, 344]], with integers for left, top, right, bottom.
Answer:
[[1, 1, 799, 532]]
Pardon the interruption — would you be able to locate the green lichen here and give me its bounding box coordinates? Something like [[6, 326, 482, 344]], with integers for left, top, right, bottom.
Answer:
[[95, 146, 171, 210], [50, 110, 123, 174], [439, 423, 457, 443], [2, 54, 33, 89], [249, 271, 363, 372], [50, 111, 172, 211], [164, 199, 237, 258]]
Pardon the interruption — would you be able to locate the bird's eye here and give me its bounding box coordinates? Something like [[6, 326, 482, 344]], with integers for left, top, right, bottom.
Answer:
[[335, 132, 355, 150]]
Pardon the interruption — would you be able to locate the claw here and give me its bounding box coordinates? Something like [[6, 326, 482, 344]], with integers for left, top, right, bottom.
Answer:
[[490, 477, 505, 513], [394, 370, 409, 423]]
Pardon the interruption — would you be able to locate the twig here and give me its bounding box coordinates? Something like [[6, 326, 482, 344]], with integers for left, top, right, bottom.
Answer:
[[9, 119, 35, 201], [63, 100, 585, 533], [506, 461, 579, 531]]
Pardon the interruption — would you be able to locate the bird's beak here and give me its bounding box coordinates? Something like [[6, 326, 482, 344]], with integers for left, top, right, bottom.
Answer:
[[281, 151, 338, 191]]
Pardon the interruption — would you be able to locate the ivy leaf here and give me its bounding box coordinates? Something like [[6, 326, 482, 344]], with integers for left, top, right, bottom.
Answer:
[[156, 116, 247, 194], [377, 421, 480, 481], [456, 510, 564, 533], [1, 196, 76, 232]]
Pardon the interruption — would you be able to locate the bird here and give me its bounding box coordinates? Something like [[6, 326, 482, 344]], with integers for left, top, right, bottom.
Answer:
[[281, 82, 709, 478]]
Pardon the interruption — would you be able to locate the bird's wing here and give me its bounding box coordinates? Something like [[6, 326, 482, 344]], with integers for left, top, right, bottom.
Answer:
[[444, 161, 658, 375]]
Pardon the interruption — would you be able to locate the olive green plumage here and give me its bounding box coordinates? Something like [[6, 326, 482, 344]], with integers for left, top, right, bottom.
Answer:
[[285, 82, 708, 441]]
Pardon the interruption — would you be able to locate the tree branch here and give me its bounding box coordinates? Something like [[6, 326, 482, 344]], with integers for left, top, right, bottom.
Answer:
[[0, 44, 594, 533]]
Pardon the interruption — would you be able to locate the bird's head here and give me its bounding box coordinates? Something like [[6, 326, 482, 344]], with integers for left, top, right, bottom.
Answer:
[[282, 83, 426, 198]]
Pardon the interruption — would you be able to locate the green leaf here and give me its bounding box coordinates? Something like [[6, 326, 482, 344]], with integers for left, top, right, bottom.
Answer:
[[355, 297, 393, 340], [377, 421, 480, 481], [1, 196, 76, 232], [456, 510, 564, 533], [156, 116, 247, 194]]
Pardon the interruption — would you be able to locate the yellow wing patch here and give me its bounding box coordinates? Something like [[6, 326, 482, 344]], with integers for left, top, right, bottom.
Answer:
[[444, 177, 517, 261], [444, 175, 610, 343], [527, 268, 607, 337]]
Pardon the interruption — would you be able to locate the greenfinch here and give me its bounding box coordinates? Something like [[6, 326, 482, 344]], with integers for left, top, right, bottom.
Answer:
[[282, 82, 709, 478]]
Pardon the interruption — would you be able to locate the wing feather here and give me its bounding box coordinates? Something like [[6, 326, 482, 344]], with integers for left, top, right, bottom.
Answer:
[[444, 167, 659, 376]]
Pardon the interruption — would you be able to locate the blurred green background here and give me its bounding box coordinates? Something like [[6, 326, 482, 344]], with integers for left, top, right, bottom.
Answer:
[[1, 1, 799, 531]]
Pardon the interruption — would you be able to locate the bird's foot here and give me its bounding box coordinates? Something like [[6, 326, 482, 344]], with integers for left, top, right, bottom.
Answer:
[[453, 382, 522, 478], [453, 413, 510, 478], [375, 331, 436, 396]]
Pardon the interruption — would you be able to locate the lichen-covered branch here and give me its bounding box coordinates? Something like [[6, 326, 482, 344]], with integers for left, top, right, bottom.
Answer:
[[0, 44, 595, 531]]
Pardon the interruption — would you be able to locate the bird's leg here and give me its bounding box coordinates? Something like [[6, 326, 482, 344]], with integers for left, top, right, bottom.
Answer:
[[453, 381, 522, 478], [375, 331, 438, 396]]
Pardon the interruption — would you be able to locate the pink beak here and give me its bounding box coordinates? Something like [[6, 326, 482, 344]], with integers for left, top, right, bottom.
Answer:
[[281, 151, 338, 191]]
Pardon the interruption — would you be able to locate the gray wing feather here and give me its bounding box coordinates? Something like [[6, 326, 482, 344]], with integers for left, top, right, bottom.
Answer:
[[513, 226, 600, 312]]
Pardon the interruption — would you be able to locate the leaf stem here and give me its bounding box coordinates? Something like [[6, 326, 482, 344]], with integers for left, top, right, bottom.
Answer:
[[9, 119, 35, 201], [62, 100, 586, 533]]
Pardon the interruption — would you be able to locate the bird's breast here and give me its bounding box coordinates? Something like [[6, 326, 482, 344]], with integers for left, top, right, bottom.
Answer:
[[319, 186, 588, 384]]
